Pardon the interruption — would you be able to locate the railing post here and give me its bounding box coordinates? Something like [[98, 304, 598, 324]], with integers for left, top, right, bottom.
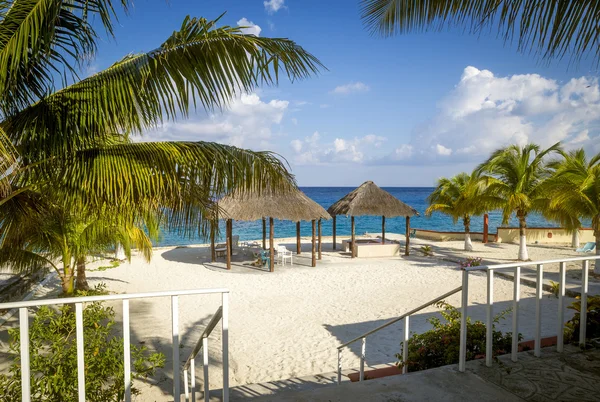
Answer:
[[557, 262, 566, 352], [459, 270, 468, 372], [511, 266, 520, 362], [19, 307, 30, 402], [534, 264, 543, 357], [337, 349, 342, 385], [184, 369, 189, 401], [222, 292, 229, 402], [191, 356, 196, 402], [75, 303, 86, 402], [486, 270, 494, 367], [123, 300, 132, 402], [402, 315, 409, 374], [359, 337, 366, 381], [203, 337, 209, 402], [172, 296, 180, 400], [580, 260, 589, 346]]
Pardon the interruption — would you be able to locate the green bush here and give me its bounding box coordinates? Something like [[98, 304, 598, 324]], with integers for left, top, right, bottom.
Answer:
[[0, 302, 165, 401], [565, 295, 600, 342], [396, 301, 518, 372]]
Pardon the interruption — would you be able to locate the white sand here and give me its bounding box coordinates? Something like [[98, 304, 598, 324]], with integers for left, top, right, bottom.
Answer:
[[72, 234, 576, 400]]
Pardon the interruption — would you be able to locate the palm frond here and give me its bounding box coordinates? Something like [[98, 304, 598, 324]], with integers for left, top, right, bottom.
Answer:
[[5, 15, 325, 162], [360, 0, 600, 66]]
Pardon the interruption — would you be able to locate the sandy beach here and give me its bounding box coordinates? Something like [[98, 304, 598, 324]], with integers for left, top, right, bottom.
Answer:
[[0, 233, 591, 401]]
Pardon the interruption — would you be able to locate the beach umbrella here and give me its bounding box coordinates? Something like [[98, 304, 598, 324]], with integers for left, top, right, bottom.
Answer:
[[327, 181, 419, 257], [219, 189, 330, 271]]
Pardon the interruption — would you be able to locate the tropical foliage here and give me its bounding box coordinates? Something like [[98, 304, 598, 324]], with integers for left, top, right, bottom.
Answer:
[[477, 143, 561, 260], [359, 0, 600, 66], [426, 172, 495, 251], [0, 2, 324, 294], [396, 301, 517, 372], [564, 295, 600, 343], [0, 301, 165, 401]]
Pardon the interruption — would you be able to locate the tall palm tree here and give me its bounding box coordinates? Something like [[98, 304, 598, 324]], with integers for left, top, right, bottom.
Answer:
[[477, 143, 562, 260], [543, 149, 600, 260], [360, 0, 600, 66], [0, 2, 325, 290], [426, 171, 495, 251]]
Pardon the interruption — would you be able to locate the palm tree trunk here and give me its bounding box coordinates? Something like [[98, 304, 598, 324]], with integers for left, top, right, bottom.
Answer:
[[572, 230, 580, 248], [62, 265, 75, 295], [463, 216, 473, 251], [75, 256, 89, 291], [518, 214, 529, 261]]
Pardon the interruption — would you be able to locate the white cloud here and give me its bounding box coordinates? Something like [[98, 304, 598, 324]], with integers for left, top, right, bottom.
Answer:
[[264, 0, 285, 14], [290, 133, 386, 165], [319, 104, 330, 109], [331, 82, 370, 95], [378, 66, 600, 165], [291, 117, 298, 125], [237, 18, 261, 36], [142, 93, 288, 148]]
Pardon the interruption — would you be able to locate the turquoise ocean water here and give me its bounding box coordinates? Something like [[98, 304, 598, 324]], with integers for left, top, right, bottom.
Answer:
[[156, 187, 572, 247]]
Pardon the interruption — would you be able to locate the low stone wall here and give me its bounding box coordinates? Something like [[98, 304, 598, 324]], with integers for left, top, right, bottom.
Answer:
[[414, 229, 487, 242], [496, 227, 595, 245]]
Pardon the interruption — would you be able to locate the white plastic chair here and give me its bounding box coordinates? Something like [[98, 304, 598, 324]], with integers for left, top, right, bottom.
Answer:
[[276, 245, 293, 265]]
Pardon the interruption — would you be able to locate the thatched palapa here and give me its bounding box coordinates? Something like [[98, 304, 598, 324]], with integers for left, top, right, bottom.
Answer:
[[217, 189, 330, 271], [327, 181, 419, 257]]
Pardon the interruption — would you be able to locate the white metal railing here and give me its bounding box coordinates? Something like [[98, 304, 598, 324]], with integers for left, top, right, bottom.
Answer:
[[336, 286, 463, 383], [183, 306, 223, 402], [336, 255, 600, 384], [459, 255, 600, 372], [0, 288, 230, 402]]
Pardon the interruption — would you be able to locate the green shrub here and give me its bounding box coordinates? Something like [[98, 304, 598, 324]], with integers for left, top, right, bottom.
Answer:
[[460, 257, 482, 268], [420, 245, 433, 256], [396, 301, 518, 372], [0, 302, 165, 401], [565, 295, 600, 342]]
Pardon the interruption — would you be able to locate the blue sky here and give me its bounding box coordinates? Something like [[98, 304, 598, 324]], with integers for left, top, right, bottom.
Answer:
[[90, 0, 600, 186]]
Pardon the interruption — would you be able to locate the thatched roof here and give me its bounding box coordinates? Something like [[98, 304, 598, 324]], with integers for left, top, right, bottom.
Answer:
[[218, 189, 330, 222], [327, 181, 419, 218]]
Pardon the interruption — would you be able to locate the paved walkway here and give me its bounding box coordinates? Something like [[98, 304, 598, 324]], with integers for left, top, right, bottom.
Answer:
[[221, 345, 600, 401]]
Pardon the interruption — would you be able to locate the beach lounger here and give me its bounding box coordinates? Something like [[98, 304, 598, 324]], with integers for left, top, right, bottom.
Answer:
[[576, 242, 596, 253], [215, 243, 227, 258], [410, 229, 417, 238]]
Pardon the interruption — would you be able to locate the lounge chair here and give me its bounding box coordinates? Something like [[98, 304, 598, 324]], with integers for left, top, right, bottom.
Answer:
[[215, 243, 227, 258], [410, 229, 417, 238], [276, 245, 293, 265], [576, 242, 596, 253]]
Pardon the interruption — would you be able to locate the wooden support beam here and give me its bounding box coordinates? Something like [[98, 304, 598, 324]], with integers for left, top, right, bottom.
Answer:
[[269, 217, 275, 272], [296, 221, 301, 254], [382, 216, 386, 244], [483, 213, 489, 243], [226, 219, 232, 270], [210, 220, 216, 262], [311, 220, 316, 267], [318, 219, 322, 260], [405, 216, 410, 256], [228, 219, 233, 256], [351, 216, 355, 258], [333, 216, 337, 250], [262, 217, 266, 250]]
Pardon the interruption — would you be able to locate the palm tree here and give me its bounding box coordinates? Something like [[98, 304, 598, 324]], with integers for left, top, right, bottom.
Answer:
[[543, 149, 600, 260], [426, 171, 495, 251], [360, 0, 599, 66], [0, 3, 325, 291], [477, 143, 562, 260], [0, 190, 157, 294]]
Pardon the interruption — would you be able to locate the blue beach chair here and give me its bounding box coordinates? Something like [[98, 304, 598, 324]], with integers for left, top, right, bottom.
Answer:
[[576, 242, 596, 253]]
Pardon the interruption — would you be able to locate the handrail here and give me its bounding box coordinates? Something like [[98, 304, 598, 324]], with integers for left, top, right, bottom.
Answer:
[[464, 255, 600, 272], [338, 286, 462, 350], [0, 288, 230, 309], [183, 306, 223, 370]]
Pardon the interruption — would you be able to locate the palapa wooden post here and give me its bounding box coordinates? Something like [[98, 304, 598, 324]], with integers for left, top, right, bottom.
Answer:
[[226, 219, 232, 270], [210, 220, 216, 262], [351, 216, 355, 258], [483, 213, 489, 244], [318, 219, 322, 260], [262, 217, 266, 250], [333, 216, 337, 250], [296, 221, 301, 254], [269, 217, 274, 272], [311, 220, 316, 267], [382, 216, 386, 244], [228, 219, 233, 256], [405, 216, 410, 256]]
